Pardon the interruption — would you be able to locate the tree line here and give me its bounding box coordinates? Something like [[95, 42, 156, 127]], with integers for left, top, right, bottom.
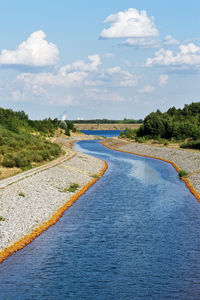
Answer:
[[121, 102, 200, 149]]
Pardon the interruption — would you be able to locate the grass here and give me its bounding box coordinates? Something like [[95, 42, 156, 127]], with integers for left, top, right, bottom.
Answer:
[[91, 173, 100, 178], [179, 170, 188, 178], [0, 216, 5, 221], [18, 192, 25, 197], [64, 183, 80, 193]]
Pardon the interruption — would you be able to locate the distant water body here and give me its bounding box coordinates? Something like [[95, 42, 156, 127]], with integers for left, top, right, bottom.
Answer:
[[81, 129, 122, 138], [1, 131, 200, 299]]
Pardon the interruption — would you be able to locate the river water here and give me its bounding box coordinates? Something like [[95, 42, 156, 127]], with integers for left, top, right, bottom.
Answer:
[[1, 131, 200, 299]]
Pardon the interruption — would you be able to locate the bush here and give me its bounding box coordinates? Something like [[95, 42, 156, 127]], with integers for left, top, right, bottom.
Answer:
[[65, 128, 70, 136], [179, 170, 188, 178], [2, 154, 16, 168], [180, 139, 200, 150], [18, 192, 25, 197], [64, 183, 80, 193]]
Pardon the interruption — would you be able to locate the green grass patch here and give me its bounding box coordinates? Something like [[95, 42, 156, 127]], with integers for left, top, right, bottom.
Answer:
[[91, 173, 100, 178], [64, 183, 80, 193], [18, 192, 25, 197], [179, 170, 188, 178], [0, 216, 5, 221]]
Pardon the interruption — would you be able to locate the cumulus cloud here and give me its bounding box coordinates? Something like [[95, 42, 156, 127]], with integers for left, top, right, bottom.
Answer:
[[62, 54, 101, 73], [100, 8, 159, 39], [138, 85, 155, 93], [159, 74, 168, 86], [0, 30, 59, 67], [104, 66, 138, 87], [146, 43, 200, 68], [16, 55, 101, 88]]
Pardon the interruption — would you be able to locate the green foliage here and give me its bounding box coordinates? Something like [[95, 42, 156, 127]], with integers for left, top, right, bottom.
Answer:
[[180, 139, 200, 150], [0, 216, 5, 221], [59, 120, 77, 136], [120, 129, 137, 139], [121, 102, 200, 151], [91, 173, 100, 178], [137, 102, 200, 141], [18, 192, 25, 197], [179, 170, 188, 178], [0, 107, 63, 170], [64, 183, 80, 193], [65, 128, 70, 136]]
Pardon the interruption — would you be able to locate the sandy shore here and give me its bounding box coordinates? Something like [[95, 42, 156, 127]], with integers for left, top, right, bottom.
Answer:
[[0, 136, 105, 259], [102, 138, 200, 195]]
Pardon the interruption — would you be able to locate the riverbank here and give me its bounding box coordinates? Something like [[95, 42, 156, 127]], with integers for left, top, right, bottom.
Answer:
[[101, 138, 200, 198], [0, 136, 107, 262]]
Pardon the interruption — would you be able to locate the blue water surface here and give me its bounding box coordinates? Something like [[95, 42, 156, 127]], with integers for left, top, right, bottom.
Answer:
[[81, 130, 122, 138], [1, 132, 200, 299]]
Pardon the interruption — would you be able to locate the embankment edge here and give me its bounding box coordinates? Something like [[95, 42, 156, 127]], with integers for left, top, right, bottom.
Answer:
[[100, 141, 200, 203], [0, 142, 108, 264]]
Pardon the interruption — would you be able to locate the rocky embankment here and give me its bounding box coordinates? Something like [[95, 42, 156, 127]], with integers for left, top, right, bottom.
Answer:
[[0, 137, 105, 255], [102, 138, 200, 194]]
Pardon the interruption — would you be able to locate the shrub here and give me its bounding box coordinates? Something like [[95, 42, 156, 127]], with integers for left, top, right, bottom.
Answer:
[[65, 128, 70, 136], [18, 192, 25, 197], [179, 170, 188, 178], [91, 174, 100, 178], [64, 183, 80, 193], [2, 154, 16, 168]]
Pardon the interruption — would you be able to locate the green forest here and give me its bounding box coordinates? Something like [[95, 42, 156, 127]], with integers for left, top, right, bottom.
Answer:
[[121, 102, 200, 150], [0, 108, 75, 172]]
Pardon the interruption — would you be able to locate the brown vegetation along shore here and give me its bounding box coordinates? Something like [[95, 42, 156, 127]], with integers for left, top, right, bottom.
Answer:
[[74, 123, 141, 131], [101, 138, 200, 200]]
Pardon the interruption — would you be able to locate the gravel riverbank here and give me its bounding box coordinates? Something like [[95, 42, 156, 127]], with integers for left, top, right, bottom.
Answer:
[[102, 138, 200, 194], [0, 139, 105, 253]]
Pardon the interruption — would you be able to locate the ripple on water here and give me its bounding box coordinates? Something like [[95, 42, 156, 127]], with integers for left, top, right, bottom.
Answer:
[[1, 138, 200, 300]]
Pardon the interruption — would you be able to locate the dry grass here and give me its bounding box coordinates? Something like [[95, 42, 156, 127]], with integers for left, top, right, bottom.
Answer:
[[0, 167, 22, 180]]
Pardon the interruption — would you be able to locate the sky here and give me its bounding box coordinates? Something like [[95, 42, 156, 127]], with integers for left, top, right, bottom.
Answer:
[[0, 0, 200, 120]]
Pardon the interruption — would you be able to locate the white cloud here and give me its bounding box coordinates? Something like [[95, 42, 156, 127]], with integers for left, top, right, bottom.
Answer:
[[0, 30, 59, 67], [122, 35, 179, 49], [104, 66, 138, 87], [146, 43, 200, 68], [139, 85, 155, 93], [123, 37, 160, 48], [163, 35, 179, 46], [159, 74, 168, 86], [100, 8, 159, 39], [62, 54, 101, 73], [16, 55, 101, 88]]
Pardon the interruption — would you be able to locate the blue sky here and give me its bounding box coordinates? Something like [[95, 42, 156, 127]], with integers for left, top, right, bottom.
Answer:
[[0, 0, 200, 120]]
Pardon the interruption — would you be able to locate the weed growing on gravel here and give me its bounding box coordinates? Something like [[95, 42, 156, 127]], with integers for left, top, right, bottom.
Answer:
[[18, 192, 25, 197], [64, 183, 80, 193], [0, 216, 5, 221], [91, 174, 100, 178], [179, 170, 188, 178]]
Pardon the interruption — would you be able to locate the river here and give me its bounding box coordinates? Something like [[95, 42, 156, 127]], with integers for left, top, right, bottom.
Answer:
[[1, 131, 200, 299]]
